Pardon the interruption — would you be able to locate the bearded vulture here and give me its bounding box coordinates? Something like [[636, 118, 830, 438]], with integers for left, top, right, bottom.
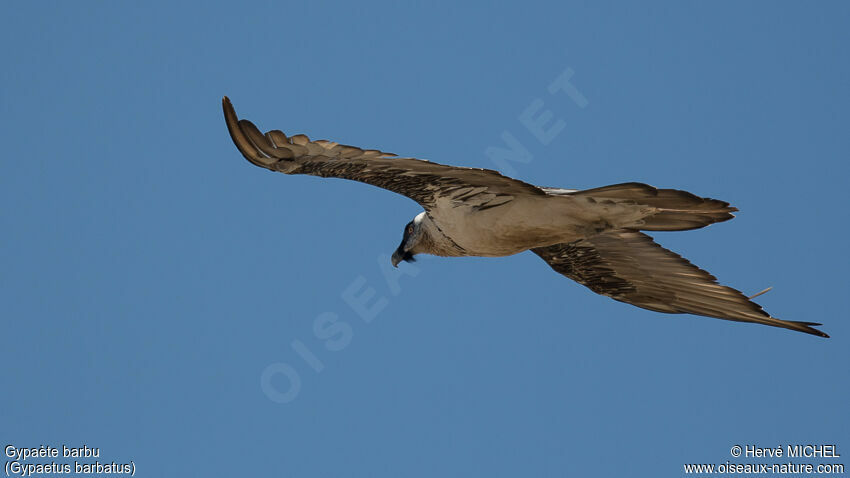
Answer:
[[222, 97, 827, 338]]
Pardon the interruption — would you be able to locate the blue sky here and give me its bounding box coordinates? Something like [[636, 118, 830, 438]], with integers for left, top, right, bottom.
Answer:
[[2, 1, 848, 476]]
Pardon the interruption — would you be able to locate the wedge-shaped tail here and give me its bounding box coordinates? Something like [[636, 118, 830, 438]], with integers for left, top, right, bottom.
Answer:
[[572, 182, 738, 231]]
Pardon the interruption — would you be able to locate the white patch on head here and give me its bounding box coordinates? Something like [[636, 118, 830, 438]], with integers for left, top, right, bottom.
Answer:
[[413, 211, 426, 224]]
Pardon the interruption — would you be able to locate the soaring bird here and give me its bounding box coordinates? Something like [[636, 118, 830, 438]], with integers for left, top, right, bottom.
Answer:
[[222, 97, 827, 338]]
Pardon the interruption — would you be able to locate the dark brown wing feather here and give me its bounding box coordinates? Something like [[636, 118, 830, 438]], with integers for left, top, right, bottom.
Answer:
[[223, 97, 543, 210], [532, 230, 828, 337]]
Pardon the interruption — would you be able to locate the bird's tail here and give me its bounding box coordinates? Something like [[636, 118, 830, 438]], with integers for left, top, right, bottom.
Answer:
[[573, 182, 738, 231]]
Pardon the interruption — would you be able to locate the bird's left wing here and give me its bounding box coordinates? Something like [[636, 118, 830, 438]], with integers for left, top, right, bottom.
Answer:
[[223, 97, 544, 210], [531, 230, 828, 337]]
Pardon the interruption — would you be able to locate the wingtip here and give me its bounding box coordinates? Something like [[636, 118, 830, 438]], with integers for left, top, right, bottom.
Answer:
[[222, 96, 234, 114], [222, 95, 234, 119], [221, 96, 278, 170], [810, 326, 830, 338], [787, 320, 830, 338]]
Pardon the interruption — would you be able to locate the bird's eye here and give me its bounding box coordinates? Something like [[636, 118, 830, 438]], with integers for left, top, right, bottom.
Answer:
[[407, 225, 414, 234]]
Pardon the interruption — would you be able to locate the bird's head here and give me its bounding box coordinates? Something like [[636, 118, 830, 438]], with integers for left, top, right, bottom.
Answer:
[[391, 212, 428, 267]]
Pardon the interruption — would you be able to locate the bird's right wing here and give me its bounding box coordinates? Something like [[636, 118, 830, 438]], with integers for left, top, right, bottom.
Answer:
[[531, 230, 828, 337], [223, 97, 544, 211]]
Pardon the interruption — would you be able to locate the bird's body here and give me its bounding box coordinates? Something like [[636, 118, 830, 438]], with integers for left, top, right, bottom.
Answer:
[[222, 97, 828, 338], [425, 193, 646, 257]]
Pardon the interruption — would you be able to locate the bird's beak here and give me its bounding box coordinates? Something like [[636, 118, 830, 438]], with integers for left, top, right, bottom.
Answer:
[[391, 250, 402, 268]]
